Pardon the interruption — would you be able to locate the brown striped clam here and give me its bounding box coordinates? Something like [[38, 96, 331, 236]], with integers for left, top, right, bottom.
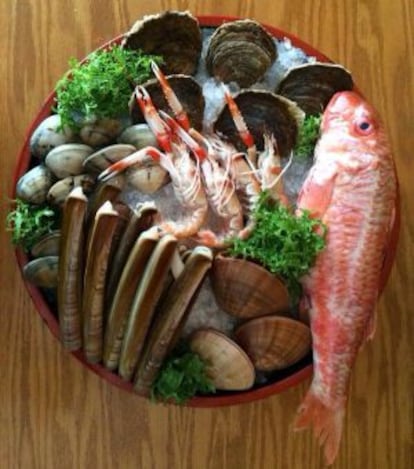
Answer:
[[79, 117, 129, 147]]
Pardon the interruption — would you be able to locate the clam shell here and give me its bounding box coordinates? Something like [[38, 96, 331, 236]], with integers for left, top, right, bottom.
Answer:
[[30, 114, 78, 160], [16, 165, 54, 204], [83, 144, 136, 174], [129, 75, 205, 131], [210, 257, 290, 318], [277, 63, 354, 115], [80, 117, 128, 147], [190, 329, 255, 391], [206, 19, 277, 88], [235, 316, 312, 371], [23, 256, 59, 288], [117, 124, 158, 149], [47, 174, 95, 205], [45, 144, 94, 178], [122, 11, 202, 75], [214, 90, 304, 158], [30, 231, 61, 257]]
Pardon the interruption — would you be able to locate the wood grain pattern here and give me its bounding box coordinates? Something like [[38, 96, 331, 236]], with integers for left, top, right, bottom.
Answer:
[[0, 1, 413, 468]]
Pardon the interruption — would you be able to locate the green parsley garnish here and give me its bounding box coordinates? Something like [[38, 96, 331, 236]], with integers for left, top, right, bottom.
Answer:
[[6, 199, 60, 252], [294, 114, 322, 159], [55, 45, 163, 129], [151, 343, 215, 404], [228, 192, 326, 298]]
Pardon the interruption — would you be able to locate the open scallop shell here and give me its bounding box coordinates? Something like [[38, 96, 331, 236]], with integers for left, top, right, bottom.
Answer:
[[210, 256, 290, 318], [235, 316, 312, 371]]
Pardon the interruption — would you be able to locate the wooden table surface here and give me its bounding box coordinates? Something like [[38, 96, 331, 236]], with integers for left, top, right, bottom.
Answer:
[[0, 1, 412, 468]]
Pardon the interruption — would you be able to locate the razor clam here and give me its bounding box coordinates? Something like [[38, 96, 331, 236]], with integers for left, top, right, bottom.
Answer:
[[83, 201, 119, 364], [122, 11, 202, 75], [118, 234, 177, 381], [45, 144, 94, 179], [23, 256, 59, 288], [117, 124, 158, 149], [85, 180, 123, 230], [16, 165, 54, 204], [30, 114, 78, 160], [47, 174, 95, 205], [31, 231, 61, 258], [134, 246, 213, 395]]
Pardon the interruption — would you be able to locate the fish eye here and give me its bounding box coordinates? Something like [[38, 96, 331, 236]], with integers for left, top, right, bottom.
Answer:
[[354, 119, 374, 135], [359, 122, 370, 130]]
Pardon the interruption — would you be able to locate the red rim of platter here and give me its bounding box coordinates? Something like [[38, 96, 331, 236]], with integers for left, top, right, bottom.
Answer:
[[12, 15, 401, 407]]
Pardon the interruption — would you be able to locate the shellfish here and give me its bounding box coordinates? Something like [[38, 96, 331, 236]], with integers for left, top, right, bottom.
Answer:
[[16, 165, 54, 204], [23, 256, 59, 288], [45, 143, 94, 179]]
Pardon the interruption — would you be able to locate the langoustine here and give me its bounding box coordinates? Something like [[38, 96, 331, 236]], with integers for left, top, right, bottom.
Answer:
[[294, 91, 397, 464]]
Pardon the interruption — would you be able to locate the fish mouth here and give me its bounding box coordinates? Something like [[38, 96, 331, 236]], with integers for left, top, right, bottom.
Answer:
[[322, 91, 364, 131]]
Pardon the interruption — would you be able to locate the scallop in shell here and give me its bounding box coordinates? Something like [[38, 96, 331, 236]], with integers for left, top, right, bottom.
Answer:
[[235, 316, 312, 371], [206, 19, 277, 88], [210, 256, 290, 319], [277, 63, 354, 115], [190, 329, 255, 391], [214, 90, 303, 158], [16, 165, 54, 204], [45, 144, 94, 179]]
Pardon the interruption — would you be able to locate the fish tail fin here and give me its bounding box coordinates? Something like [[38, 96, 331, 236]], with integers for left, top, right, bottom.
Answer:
[[294, 390, 345, 466]]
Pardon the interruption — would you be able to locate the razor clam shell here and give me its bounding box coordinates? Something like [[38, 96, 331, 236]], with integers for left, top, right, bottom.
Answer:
[[83, 201, 119, 364], [134, 247, 213, 395], [190, 329, 255, 391], [117, 124, 158, 149], [85, 181, 123, 231], [122, 11, 202, 75], [45, 144, 94, 179], [23, 256, 59, 288], [30, 231, 61, 258], [16, 165, 54, 204], [118, 234, 177, 381], [47, 174, 95, 205], [30, 114, 78, 160]]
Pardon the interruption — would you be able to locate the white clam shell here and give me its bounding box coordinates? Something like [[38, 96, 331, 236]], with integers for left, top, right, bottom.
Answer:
[[45, 144, 94, 178], [117, 124, 158, 149], [47, 174, 95, 205], [16, 165, 54, 204]]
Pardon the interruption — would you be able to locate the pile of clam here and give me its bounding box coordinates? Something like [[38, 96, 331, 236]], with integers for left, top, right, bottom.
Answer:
[[16, 11, 355, 396]]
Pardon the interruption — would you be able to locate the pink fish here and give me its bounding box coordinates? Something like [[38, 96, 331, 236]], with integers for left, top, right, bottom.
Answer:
[[294, 91, 397, 464]]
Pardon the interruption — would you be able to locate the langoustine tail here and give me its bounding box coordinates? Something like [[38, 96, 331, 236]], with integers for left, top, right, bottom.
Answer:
[[294, 390, 345, 466]]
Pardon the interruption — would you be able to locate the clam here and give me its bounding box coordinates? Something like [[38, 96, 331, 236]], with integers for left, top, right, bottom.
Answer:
[[214, 90, 304, 158], [210, 256, 290, 319], [80, 117, 129, 147], [117, 124, 158, 149], [129, 75, 205, 131], [190, 329, 255, 391], [45, 144, 94, 179], [23, 256, 59, 288], [30, 114, 78, 160], [234, 316, 312, 371], [31, 231, 61, 257], [16, 165, 54, 204], [206, 19, 277, 88], [83, 144, 136, 174], [122, 11, 202, 75], [47, 174, 95, 205], [277, 63, 354, 115]]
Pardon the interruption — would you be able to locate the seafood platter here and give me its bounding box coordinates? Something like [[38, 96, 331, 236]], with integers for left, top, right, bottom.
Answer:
[[9, 11, 399, 464]]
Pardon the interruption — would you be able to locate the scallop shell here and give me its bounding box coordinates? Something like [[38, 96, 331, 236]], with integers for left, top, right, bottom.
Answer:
[[23, 256, 59, 288], [31, 231, 61, 257], [47, 174, 95, 205], [190, 329, 255, 391], [30, 115, 78, 160], [122, 11, 202, 75], [45, 144, 94, 178], [235, 316, 312, 371], [16, 165, 54, 204], [277, 63, 354, 115], [206, 19, 277, 88], [210, 256, 290, 318], [213, 90, 304, 157], [129, 75, 205, 131], [117, 124, 158, 149]]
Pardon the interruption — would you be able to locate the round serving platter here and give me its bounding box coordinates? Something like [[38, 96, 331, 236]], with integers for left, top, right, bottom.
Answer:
[[12, 15, 400, 407]]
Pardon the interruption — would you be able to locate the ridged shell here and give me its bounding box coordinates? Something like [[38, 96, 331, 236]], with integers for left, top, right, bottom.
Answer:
[[47, 174, 95, 205], [16, 165, 54, 204], [214, 90, 304, 157], [206, 19, 277, 88], [129, 75, 205, 131], [190, 329, 255, 391], [23, 256, 59, 288], [235, 316, 312, 371], [117, 124, 158, 149], [210, 256, 290, 318], [122, 11, 202, 75], [30, 115, 78, 160], [45, 144, 94, 178], [31, 231, 61, 257], [277, 63, 354, 114]]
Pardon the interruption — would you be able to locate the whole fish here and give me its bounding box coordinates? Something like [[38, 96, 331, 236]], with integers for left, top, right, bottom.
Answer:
[[294, 91, 397, 464]]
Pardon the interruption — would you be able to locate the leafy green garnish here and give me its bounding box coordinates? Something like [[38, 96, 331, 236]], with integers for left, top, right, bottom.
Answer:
[[228, 192, 326, 298], [6, 199, 60, 252], [294, 114, 322, 159], [55, 45, 163, 129], [151, 343, 215, 404]]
